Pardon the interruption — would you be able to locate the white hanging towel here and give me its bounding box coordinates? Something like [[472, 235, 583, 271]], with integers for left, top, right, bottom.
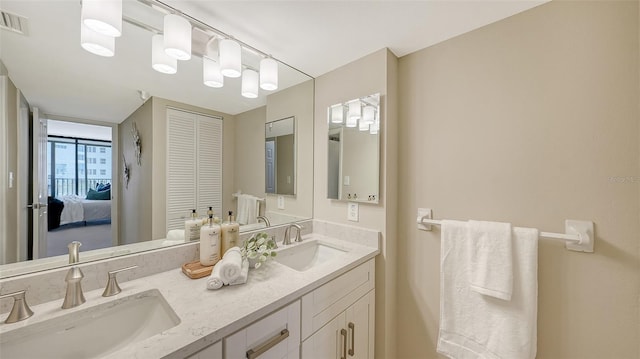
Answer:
[[468, 220, 513, 300], [236, 194, 259, 225], [437, 220, 538, 359]]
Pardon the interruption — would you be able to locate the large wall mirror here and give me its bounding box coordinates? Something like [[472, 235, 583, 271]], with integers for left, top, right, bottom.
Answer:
[[327, 93, 380, 203], [265, 117, 295, 195], [0, 0, 314, 278]]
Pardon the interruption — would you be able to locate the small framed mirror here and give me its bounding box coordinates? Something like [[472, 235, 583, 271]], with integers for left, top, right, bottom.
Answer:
[[265, 116, 296, 195], [327, 93, 380, 203]]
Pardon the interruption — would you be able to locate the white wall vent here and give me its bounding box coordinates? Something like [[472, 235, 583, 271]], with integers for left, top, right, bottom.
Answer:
[[0, 10, 28, 35]]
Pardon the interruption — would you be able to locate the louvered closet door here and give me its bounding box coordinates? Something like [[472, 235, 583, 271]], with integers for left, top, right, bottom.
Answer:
[[167, 109, 197, 231], [166, 109, 223, 232], [196, 114, 223, 218]]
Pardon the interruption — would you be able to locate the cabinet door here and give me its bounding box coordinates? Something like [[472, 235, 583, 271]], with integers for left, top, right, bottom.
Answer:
[[345, 291, 375, 359], [186, 340, 222, 359], [301, 312, 345, 359]]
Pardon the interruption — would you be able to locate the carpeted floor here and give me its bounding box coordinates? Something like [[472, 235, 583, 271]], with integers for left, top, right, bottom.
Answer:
[[47, 223, 113, 257]]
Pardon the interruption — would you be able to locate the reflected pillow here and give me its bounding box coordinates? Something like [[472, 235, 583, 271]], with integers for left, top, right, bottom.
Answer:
[[96, 183, 111, 191], [87, 188, 111, 200]]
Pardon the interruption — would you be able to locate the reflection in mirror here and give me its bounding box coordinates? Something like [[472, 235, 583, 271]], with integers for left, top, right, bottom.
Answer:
[[265, 117, 295, 195], [327, 93, 380, 203], [0, 0, 314, 278]]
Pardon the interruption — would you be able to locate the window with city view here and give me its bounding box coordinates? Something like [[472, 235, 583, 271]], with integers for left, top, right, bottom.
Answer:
[[47, 136, 112, 197]]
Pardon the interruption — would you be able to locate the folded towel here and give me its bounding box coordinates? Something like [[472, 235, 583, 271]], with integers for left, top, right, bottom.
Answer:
[[218, 247, 243, 284], [236, 194, 259, 225], [437, 221, 539, 359], [206, 260, 224, 290], [228, 259, 249, 286], [468, 220, 513, 300]]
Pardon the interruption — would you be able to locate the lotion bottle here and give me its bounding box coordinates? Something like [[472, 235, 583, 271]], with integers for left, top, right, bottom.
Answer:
[[200, 215, 221, 266], [184, 209, 202, 242], [220, 210, 240, 256]]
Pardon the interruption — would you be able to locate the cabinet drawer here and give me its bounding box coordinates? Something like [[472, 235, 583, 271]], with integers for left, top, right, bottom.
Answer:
[[225, 300, 301, 359], [301, 259, 375, 339]]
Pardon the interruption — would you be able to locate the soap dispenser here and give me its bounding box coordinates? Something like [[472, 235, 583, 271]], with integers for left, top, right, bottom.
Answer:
[[220, 210, 240, 256], [184, 209, 202, 242], [200, 215, 221, 266]]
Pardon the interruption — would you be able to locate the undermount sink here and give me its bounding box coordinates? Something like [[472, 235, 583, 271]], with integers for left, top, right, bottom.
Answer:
[[0, 289, 180, 359], [275, 240, 347, 271]]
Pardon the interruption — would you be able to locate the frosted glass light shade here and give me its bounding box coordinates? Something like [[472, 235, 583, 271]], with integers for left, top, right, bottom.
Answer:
[[82, 0, 122, 37], [259, 58, 278, 91], [359, 121, 370, 131], [331, 104, 344, 124], [369, 120, 379, 135], [203, 56, 224, 88], [81, 23, 115, 57], [362, 105, 375, 125], [163, 14, 191, 61], [348, 100, 361, 122], [241, 69, 259, 98], [152, 35, 177, 74], [219, 39, 242, 78]]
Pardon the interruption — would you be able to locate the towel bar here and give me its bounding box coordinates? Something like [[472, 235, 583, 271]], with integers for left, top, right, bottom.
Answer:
[[415, 208, 594, 253]]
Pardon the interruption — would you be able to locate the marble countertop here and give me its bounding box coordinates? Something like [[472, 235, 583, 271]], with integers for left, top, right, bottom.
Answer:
[[0, 232, 379, 359]]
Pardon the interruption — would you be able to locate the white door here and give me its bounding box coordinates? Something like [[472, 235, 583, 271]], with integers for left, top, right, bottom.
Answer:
[[265, 140, 275, 193], [31, 107, 48, 259]]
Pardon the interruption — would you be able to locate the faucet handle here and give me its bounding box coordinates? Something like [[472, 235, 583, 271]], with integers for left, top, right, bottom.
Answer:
[[102, 265, 138, 297], [68, 241, 82, 264], [0, 290, 34, 324]]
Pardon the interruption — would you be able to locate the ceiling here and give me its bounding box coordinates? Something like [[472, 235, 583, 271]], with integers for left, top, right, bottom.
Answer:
[[164, 0, 549, 77], [0, 0, 548, 124]]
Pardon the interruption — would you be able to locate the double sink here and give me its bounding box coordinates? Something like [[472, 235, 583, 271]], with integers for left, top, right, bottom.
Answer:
[[0, 239, 348, 358]]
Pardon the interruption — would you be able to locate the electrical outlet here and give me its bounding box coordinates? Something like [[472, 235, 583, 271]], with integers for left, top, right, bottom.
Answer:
[[348, 202, 359, 222], [277, 195, 285, 209]]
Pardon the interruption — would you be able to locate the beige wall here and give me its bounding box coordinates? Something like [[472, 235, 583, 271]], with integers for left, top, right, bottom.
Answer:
[[397, 1, 639, 358], [234, 106, 267, 201], [119, 99, 153, 245], [266, 79, 314, 219], [314, 48, 398, 359], [0, 66, 18, 264]]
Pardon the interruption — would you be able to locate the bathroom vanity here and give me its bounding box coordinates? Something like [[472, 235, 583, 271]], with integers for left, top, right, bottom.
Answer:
[[0, 222, 379, 359]]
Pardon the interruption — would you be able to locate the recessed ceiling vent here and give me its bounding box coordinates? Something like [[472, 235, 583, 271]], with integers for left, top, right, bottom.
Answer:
[[0, 10, 28, 35]]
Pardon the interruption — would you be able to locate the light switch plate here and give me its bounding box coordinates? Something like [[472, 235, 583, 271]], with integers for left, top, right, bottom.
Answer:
[[417, 208, 433, 231], [344, 176, 350, 186], [277, 196, 285, 209], [348, 202, 359, 222]]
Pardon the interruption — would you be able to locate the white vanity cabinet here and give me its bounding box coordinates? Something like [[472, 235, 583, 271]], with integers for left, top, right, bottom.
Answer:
[[225, 300, 301, 359], [187, 340, 223, 359], [300, 259, 375, 359]]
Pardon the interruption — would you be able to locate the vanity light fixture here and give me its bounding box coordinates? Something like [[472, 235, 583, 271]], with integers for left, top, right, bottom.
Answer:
[[370, 113, 380, 135], [219, 38, 242, 78], [346, 100, 361, 128], [163, 14, 191, 61], [80, 23, 115, 57], [151, 34, 177, 74], [81, 0, 122, 37], [331, 104, 344, 124], [259, 57, 278, 91], [241, 69, 259, 98], [362, 105, 375, 125], [203, 56, 224, 88]]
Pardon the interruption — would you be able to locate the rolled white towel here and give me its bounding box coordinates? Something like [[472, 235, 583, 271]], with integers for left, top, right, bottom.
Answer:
[[206, 260, 224, 290], [218, 247, 242, 284], [166, 229, 185, 242], [229, 259, 249, 286]]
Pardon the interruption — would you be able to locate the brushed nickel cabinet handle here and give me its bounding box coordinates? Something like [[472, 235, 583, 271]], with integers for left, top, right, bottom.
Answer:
[[340, 328, 348, 359], [246, 329, 289, 359], [348, 322, 355, 356]]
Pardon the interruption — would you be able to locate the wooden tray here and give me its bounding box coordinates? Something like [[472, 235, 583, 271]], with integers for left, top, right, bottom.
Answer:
[[181, 260, 213, 279]]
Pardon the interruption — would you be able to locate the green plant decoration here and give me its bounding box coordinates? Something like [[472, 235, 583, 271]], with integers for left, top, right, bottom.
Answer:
[[240, 232, 277, 269]]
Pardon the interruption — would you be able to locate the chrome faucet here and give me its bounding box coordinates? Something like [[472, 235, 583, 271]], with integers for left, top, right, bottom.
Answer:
[[257, 216, 271, 227], [62, 241, 85, 309], [282, 224, 302, 245]]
